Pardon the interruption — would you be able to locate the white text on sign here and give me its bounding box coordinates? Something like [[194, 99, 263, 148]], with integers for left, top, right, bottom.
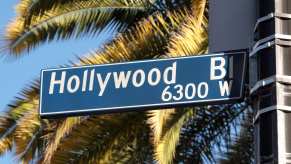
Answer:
[[48, 57, 233, 102]]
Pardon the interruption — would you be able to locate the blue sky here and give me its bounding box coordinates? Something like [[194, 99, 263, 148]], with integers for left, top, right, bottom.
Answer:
[[0, 0, 113, 162]]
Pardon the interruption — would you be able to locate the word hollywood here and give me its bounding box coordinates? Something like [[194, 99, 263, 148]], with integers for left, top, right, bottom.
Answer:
[[49, 62, 177, 96], [40, 52, 246, 117]]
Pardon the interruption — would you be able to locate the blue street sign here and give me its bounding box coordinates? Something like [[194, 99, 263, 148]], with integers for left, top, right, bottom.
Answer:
[[40, 51, 247, 118]]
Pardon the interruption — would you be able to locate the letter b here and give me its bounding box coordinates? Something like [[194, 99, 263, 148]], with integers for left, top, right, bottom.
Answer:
[[210, 57, 226, 80]]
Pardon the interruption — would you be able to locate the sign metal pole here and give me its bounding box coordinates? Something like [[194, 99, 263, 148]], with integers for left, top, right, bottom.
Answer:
[[251, 0, 291, 163]]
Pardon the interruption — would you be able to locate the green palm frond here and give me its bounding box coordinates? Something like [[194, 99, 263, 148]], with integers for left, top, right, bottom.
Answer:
[[16, 0, 150, 19], [86, 114, 151, 164], [175, 104, 247, 163], [16, 0, 89, 17], [43, 117, 81, 162], [6, 0, 150, 55], [154, 109, 195, 164], [167, 0, 208, 57], [0, 100, 37, 156], [0, 81, 45, 162], [192, 0, 207, 26], [0, 100, 41, 164], [220, 111, 254, 164], [152, 0, 194, 11], [15, 0, 33, 16], [147, 109, 176, 143], [0, 82, 39, 134], [79, 9, 190, 65], [14, 102, 41, 162], [167, 16, 208, 57], [48, 113, 149, 163], [0, 137, 12, 155], [0, 114, 14, 155]]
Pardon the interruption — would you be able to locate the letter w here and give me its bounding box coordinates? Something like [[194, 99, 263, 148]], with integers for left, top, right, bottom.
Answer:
[[113, 71, 132, 88], [219, 80, 233, 96]]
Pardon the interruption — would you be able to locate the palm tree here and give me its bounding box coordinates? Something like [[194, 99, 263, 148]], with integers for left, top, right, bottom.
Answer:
[[0, 0, 253, 163], [219, 111, 254, 164]]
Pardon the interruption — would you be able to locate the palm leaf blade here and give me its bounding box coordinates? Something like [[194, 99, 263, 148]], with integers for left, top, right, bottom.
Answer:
[[6, 0, 149, 55]]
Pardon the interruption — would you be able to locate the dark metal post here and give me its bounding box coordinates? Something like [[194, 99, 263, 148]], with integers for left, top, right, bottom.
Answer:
[[251, 0, 291, 163]]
